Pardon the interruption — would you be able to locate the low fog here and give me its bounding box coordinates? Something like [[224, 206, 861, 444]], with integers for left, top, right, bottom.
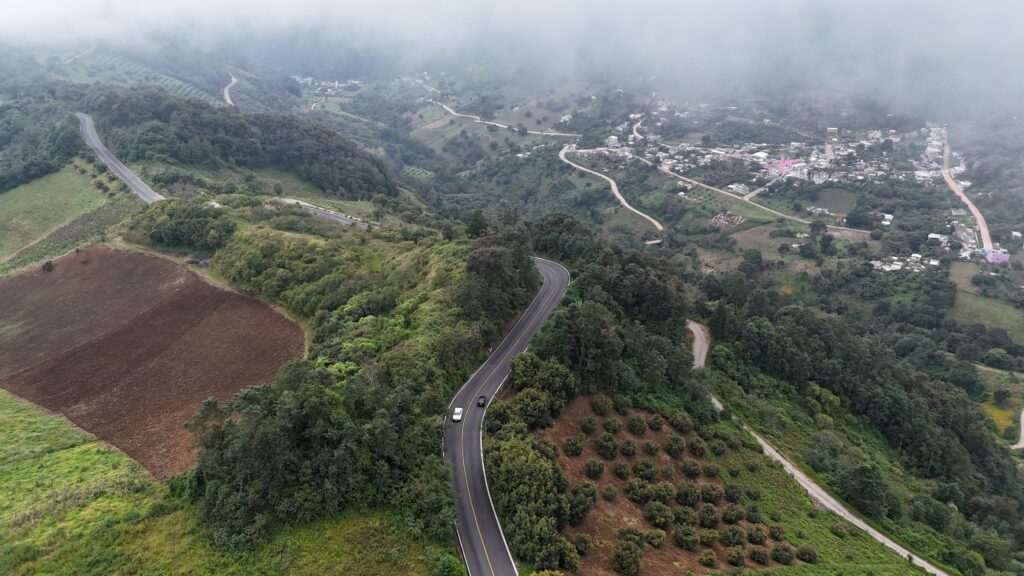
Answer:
[[3, 0, 1022, 114]]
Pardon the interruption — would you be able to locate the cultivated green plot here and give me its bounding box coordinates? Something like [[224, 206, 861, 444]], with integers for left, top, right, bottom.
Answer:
[[0, 164, 107, 260]]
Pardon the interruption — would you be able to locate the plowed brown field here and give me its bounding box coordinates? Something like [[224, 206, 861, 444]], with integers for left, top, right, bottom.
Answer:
[[0, 245, 304, 479]]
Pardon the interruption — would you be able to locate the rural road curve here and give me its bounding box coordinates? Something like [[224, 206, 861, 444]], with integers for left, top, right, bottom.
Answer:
[[630, 149, 870, 238], [75, 113, 165, 204], [689, 321, 950, 576], [430, 100, 582, 138], [943, 141, 992, 251], [445, 257, 570, 576], [223, 74, 238, 106], [1012, 412, 1024, 450], [559, 145, 665, 233], [268, 197, 371, 230]]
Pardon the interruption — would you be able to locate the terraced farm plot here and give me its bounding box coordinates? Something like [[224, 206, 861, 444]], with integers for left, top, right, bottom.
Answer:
[[0, 245, 304, 480], [0, 164, 107, 260]]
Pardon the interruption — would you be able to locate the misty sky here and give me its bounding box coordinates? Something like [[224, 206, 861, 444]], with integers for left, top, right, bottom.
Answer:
[[3, 1, 1022, 113]]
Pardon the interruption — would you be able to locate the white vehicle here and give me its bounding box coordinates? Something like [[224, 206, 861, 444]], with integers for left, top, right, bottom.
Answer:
[[452, 407, 464, 422]]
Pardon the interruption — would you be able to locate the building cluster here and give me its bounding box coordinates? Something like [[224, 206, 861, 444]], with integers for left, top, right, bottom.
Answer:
[[870, 253, 940, 273], [293, 76, 363, 97]]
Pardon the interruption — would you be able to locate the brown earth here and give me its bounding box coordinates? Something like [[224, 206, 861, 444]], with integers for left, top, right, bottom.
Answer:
[[0, 245, 304, 480], [539, 396, 786, 575]]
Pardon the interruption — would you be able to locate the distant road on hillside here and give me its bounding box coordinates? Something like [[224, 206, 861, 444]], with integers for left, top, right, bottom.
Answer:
[[75, 112, 165, 204], [429, 100, 582, 137], [559, 145, 665, 233], [689, 321, 951, 576], [445, 258, 569, 576], [269, 197, 371, 230], [943, 142, 992, 251], [223, 74, 238, 106]]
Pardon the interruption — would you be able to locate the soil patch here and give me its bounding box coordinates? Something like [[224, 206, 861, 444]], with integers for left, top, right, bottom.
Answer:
[[0, 245, 304, 480]]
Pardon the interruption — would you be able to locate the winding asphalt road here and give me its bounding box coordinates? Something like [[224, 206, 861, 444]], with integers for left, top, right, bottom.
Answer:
[[688, 321, 949, 576], [76, 113, 165, 204], [445, 257, 569, 576]]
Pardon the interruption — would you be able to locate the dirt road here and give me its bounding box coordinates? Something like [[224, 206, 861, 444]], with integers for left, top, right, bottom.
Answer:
[[688, 320, 950, 576], [223, 74, 237, 106], [430, 100, 581, 137], [559, 145, 664, 232]]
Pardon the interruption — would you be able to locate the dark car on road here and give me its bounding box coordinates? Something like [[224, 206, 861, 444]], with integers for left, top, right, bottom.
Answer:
[[477, 395, 487, 407]]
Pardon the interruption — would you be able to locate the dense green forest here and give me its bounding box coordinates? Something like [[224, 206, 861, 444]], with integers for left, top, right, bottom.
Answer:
[[0, 82, 84, 191], [87, 87, 397, 200]]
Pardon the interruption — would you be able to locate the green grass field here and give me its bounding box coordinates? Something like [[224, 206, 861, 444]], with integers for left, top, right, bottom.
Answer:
[[814, 187, 857, 215], [0, 389, 453, 575], [950, 289, 1024, 343], [0, 164, 108, 260]]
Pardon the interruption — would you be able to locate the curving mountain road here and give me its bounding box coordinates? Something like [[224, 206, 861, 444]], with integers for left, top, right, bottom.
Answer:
[[688, 320, 950, 576], [268, 197, 371, 230], [75, 113, 165, 204], [445, 258, 570, 576], [559, 145, 664, 232], [430, 100, 582, 138], [223, 74, 238, 106]]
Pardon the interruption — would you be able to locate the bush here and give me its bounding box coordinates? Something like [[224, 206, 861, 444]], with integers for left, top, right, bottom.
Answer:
[[672, 525, 699, 550], [628, 415, 647, 436], [625, 479, 653, 503], [722, 504, 746, 524], [709, 440, 728, 456], [645, 529, 666, 548], [726, 546, 746, 566], [660, 465, 673, 479], [664, 435, 685, 459], [642, 441, 659, 456], [612, 539, 642, 576], [772, 543, 795, 565], [698, 550, 717, 567], [594, 433, 619, 460], [618, 527, 645, 547], [581, 416, 597, 435], [431, 552, 467, 576], [619, 440, 637, 458], [769, 525, 786, 541], [681, 458, 701, 478], [674, 506, 697, 526], [719, 525, 745, 546], [670, 410, 693, 433], [583, 459, 605, 480], [698, 529, 719, 547], [575, 533, 593, 557], [749, 547, 770, 565], [647, 415, 664, 431], [702, 463, 720, 478], [602, 485, 618, 501], [633, 459, 657, 481], [651, 481, 676, 504], [746, 504, 763, 524], [613, 394, 632, 415], [676, 482, 701, 506], [568, 483, 597, 525], [698, 504, 720, 528], [689, 437, 707, 457], [724, 484, 742, 503], [612, 462, 630, 479], [746, 525, 767, 545], [563, 434, 585, 457], [603, 418, 623, 434], [591, 395, 612, 416], [745, 488, 762, 500], [796, 545, 818, 563], [41, 260, 54, 272], [644, 501, 674, 529], [700, 483, 724, 503]]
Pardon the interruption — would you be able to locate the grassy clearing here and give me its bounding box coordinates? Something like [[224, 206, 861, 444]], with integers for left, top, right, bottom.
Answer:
[[948, 261, 981, 293], [814, 187, 857, 215], [0, 389, 451, 575], [949, 289, 1024, 343], [982, 394, 1021, 435], [0, 164, 108, 260]]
